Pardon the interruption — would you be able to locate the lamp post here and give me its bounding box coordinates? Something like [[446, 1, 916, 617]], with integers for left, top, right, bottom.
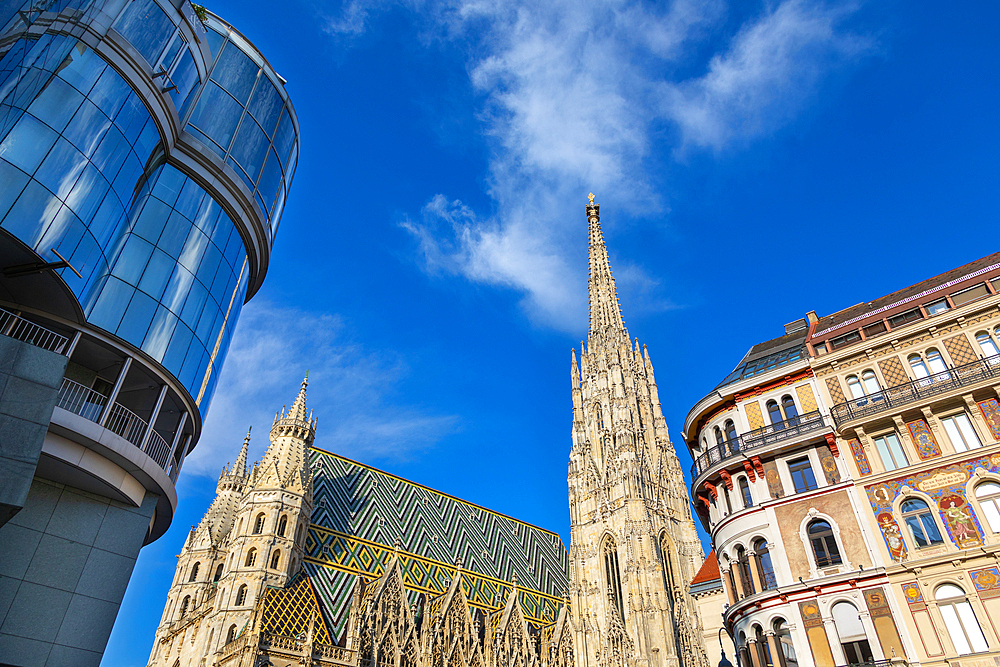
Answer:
[[719, 625, 738, 667]]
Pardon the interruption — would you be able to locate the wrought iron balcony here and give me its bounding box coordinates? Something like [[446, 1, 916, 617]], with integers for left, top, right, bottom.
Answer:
[[690, 437, 742, 479], [830, 354, 1000, 426], [741, 410, 826, 450]]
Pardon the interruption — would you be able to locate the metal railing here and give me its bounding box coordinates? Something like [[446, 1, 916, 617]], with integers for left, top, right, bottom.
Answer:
[[56, 378, 107, 421], [691, 437, 742, 479], [56, 378, 174, 473], [0, 306, 68, 353], [830, 354, 1000, 426], [760, 568, 777, 590], [104, 402, 147, 447], [741, 410, 826, 449]]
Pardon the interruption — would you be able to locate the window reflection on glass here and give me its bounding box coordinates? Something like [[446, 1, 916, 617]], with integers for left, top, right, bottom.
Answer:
[[941, 413, 982, 452], [788, 457, 817, 493], [873, 433, 908, 471], [901, 498, 943, 548], [114, 0, 175, 67], [975, 482, 1000, 533]]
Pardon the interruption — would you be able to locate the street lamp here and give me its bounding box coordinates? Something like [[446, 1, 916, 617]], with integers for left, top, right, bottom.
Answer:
[[718, 626, 736, 667]]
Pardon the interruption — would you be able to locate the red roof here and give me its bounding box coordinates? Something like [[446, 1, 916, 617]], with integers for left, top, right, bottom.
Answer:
[[691, 550, 720, 585]]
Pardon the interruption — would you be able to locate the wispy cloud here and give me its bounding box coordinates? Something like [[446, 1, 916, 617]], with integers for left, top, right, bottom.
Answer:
[[184, 301, 459, 477], [326, 0, 873, 330]]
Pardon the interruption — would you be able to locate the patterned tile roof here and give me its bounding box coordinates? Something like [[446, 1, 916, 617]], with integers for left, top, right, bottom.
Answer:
[[260, 572, 333, 643], [304, 446, 569, 639]]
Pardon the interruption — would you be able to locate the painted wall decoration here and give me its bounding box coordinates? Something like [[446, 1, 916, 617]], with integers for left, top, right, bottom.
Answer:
[[969, 567, 1000, 599], [877, 513, 907, 561], [826, 377, 846, 405], [979, 398, 1000, 441], [849, 438, 872, 477], [901, 582, 925, 610], [745, 401, 764, 431], [939, 495, 982, 549], [864, 454, 1000, 558], [763, 460, 785, 499], [818, 444, 840, 484], [796, 384, 819, 414], [906, 420, 942, 460]]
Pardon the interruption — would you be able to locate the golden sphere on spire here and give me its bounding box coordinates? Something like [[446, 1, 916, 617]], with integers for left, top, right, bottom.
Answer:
[[588, 192, 595, 204]]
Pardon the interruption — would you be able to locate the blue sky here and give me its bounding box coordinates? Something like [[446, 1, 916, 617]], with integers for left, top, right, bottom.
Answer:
[[103, 0, 1000, 662]]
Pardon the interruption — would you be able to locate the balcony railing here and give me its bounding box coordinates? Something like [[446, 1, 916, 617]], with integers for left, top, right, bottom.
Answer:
[[760, 568, 777, 590], [830, 354, 1000, 426], [56, 378, 173, 473], [741, 410, 826, 450], [0, 306, 68, 354], [691, 437, 742, 479]]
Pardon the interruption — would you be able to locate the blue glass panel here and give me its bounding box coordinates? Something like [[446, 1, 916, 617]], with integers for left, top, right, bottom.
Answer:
[[2, 180, 59, 247], [286, 142, 297, 181], [143, 305, 177, 361], [169, 49, 200, 116], [35, 137, 86, 199], [187, 81, 242, 150], [115, 93, 147, 144], [247, 76, 281, 136], [117, 288, 157, 344], [41, 205, 85, 258], [0, 113, 57, 173], [179, 279, 206, 328], [230, 116, 267, 182], [273, 108, 294, 169], [55, 42, 107, 95], [111, 234, 152, 283], [253, 190, 266, 222], [27, 76, 83, 132], [257, 148, 281, 206], [162, 322, 193, 377], [88, 277, 133, 332], [196, 242, 221, 287], [204, 28, 225, 60], [89, 66, 130, 119], [225, 156, 253, 192], [193, 197, 221, 235], [194, 300, 217, 343], [63, 99, 112, 157], [0, 159, 29, 220], [178, 225, 208, 273], [91, 125, 129, 180], [64, 164, 109, 222], [223, 225, 244, 268], [178, 342, 206, 390], [151, 165, 185, 206], [135, 117, 159, 158], [269, 182, 285, 240], [111, 153, 141, 203], [158, 210, 190, 257], [174, 177, 204, 220], [159, 34, 182, 72], [131, 196, 170, 243], [185, 125, 225, 160], [115, 0, 175, 66], [137, 248, 174, 300], [161, 263, 194, 314], [64, 233, 100, 294], [210, 42, 257, 104], [89, 192, 125, 248]]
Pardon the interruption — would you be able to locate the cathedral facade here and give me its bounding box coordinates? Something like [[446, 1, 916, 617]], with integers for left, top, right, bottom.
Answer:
[[147, 198, 708, 667]]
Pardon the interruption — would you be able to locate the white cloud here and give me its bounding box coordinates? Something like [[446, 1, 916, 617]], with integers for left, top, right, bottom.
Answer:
[[183, 301, 458, 477], [326, 0, 873, 330]]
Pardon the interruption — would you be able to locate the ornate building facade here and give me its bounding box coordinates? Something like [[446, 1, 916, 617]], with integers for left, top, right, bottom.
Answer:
[[146, 197, 709, 667], [684, 252, 1000, 667]]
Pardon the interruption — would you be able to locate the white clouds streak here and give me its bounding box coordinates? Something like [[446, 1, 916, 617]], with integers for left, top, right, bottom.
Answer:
[[183, 301, 458, 477], [327, 0, 873, 329]]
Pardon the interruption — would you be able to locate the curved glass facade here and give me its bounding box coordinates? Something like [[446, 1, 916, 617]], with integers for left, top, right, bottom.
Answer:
[[186, 20, 299, 243], [0, 4, 293, 414]]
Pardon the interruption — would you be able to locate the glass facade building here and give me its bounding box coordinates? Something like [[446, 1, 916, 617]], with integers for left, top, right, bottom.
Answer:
[[0, 0, 298, 663]]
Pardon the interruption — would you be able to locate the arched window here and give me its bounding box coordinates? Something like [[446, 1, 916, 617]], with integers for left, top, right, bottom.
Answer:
[[976, 482, 1000, 533], [755, 624, 773, 667], [188, 562, 200, 582], [754, 538, 775, 590], [774, 619, 798, 667], [277, 515, 288, 537], [782, 395, 799, 425], [270, 550, 281, 569], [603, 537, 624, 620], [808, 520, 842, 567], [977, 332, 1000, 358], [226, 624, 238, 644], [926, 348, 948, 374], [179, 595, 190, 618], [767, 400, 784, 428], [245, 549, 257, 567], [861, 370, 881, 395], [235, 584, 247, 606], [738, 476, 753, 508], [901, 498, 943, 548], [253, 513, 265, 534], [296, 523, 303, 541], [724, 556, 738, 604], [715, 427, 725, 447], [936, 584, 989, 654], [846, 375, 864, 399], [832, 601, 872, 665], [214, 564, 224, 582], [660, 534, 677, 598], [735, 545, 755, 597], [738, 631, 751, 667], [909, 354, 930, 379], [725, 420, 738, 443]]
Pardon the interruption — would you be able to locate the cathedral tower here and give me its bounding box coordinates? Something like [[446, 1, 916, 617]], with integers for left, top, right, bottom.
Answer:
[[147, 377, 316, 666], [568, 195, 709, 667]]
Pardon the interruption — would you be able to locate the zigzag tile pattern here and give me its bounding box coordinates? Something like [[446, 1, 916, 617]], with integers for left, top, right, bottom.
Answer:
[[260, 572, 333, 643], [305, 447, 569, 638]]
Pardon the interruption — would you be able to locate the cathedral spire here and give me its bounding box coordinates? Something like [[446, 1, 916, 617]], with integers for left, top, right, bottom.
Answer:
[[235, 427, 251, 478], [586, 193, 626, 340]]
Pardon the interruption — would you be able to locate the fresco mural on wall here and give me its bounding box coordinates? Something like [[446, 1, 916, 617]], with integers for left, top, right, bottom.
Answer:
[[906, 420, 942, 460], [979, 398, 1000, 441], [864, 453, 1000, 559], [849, 437, 872, 477]]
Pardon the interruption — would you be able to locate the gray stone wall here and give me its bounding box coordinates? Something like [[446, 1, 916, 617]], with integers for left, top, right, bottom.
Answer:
[[0, 478, 158, 667], [0, 335, 67, 526]]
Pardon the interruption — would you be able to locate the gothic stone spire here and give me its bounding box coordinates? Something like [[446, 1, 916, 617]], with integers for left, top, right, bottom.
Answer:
[[254, 375, 316, 493], [586, 193, 627, 345]]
